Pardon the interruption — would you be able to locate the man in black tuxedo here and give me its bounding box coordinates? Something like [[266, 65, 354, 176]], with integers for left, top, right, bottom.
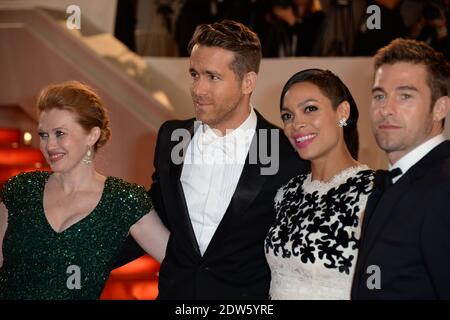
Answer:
[[151, 20, 308, 299], [351, 38, 450, 299]]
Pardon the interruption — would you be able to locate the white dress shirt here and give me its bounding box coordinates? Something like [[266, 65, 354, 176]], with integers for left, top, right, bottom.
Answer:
[[390, 134, 447, 184], [180, 107, 257, 255]]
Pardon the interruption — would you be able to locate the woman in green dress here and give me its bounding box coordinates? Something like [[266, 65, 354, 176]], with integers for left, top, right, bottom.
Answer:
[[0, 81, 169, 299]]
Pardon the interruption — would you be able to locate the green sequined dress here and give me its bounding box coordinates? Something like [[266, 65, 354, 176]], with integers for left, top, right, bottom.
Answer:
[[0, 171, 152, 300]]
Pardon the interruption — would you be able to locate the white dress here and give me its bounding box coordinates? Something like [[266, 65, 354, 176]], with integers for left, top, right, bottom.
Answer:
[[265, 166, 374, 300]]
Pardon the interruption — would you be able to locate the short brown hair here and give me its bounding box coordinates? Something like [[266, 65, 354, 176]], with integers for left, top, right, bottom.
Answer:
[[37, 81, 111, 151], [188, 20, 262, 80], [374, 38, 450, 108]]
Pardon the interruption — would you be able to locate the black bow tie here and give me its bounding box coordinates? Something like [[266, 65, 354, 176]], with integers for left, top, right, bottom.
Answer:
[[374, 167, 403, 192]]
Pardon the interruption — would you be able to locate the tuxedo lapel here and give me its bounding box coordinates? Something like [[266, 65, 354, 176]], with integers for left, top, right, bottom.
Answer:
[[168, 120, 202, 256], [358, 140, 450, 272], [352, 177, 411, 298], [169, 120, 197, 181], [202, 113, 270, 258], [360, 189, 382, 236], [358, 176, 411, 265]]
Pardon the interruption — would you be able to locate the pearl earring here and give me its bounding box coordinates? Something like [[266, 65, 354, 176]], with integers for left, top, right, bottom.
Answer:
[[338, 118, 348, 128], [83, 146, 94, 164]]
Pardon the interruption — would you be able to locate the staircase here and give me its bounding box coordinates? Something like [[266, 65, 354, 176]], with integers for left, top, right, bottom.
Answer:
[[100, 255, 160, 300], [0, 126, 160, 299], [0, 127, 48, 187]]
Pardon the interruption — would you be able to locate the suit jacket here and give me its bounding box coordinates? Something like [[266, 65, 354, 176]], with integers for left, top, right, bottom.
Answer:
[[150, 110, 309, 299], [351, 140, 450, 299]]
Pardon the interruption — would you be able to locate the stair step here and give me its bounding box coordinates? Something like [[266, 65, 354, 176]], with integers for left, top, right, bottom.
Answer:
[[108, 255, 160, 279], [100, 278, 158, 300], [101, 255, 160, 300], [0, 147, 46, 166], [0, 128, 21, 146]]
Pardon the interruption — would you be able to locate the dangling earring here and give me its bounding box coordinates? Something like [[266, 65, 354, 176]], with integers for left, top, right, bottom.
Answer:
[[338, 118, 348, 128], [83, 146, 94, 164]]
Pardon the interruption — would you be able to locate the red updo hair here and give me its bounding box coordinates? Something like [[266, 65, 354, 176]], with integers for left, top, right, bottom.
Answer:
[[37, 81, 111, 151]]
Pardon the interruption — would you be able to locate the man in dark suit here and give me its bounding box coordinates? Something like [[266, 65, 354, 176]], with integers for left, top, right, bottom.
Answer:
[[351, 38, 450, 299], [151, 20, 308, 299]]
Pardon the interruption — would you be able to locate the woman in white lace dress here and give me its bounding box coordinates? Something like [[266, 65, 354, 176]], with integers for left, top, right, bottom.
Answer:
[[265, 69, 375, 299]]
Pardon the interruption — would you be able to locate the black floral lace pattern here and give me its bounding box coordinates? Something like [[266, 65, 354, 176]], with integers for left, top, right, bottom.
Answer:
[[265, 167, 375, 275]]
